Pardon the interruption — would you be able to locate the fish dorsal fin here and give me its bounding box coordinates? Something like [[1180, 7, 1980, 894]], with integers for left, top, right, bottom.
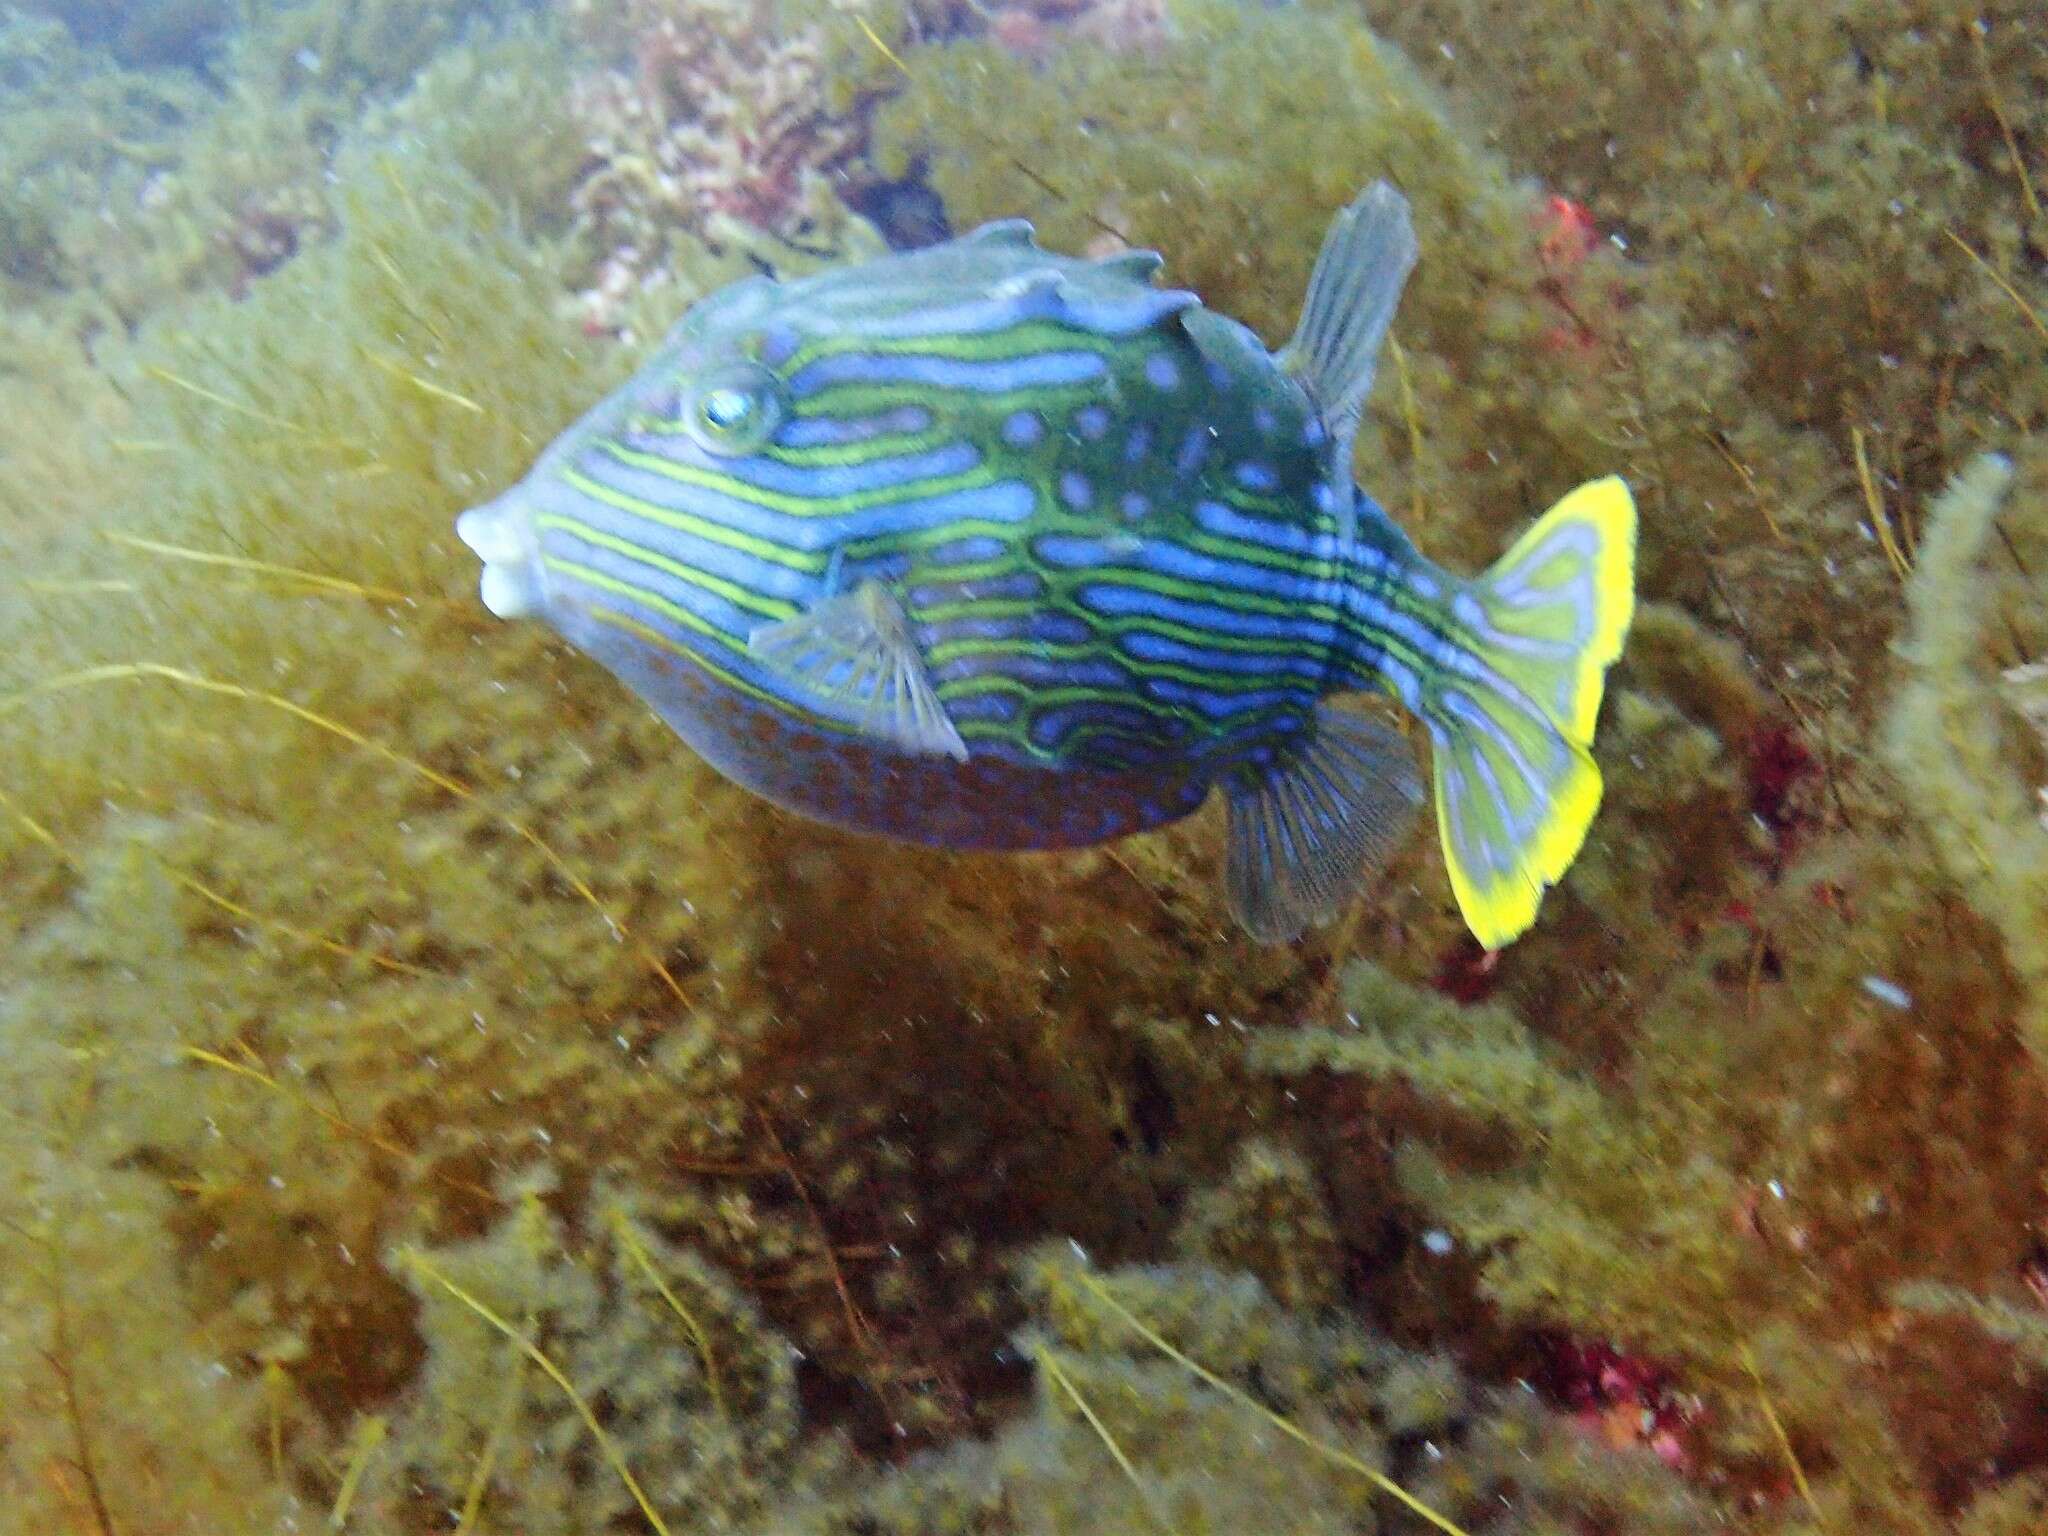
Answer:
[[1221, 704, 1424, 941], [1180, 306, 1270, 378], [1094, 248, 1164, 280], [991, 267, 1068, 309], [1275, 181, 1418, 465], [961, 218, 1037, 248], [987, 263, 1198, 335], [748, 582, 968, 761]]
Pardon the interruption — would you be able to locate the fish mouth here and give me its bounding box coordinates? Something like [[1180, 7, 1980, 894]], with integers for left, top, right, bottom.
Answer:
[[455, 494, 545, 620]]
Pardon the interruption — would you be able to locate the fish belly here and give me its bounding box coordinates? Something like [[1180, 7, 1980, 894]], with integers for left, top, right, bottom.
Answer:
[[606, 635, 1212, 850]]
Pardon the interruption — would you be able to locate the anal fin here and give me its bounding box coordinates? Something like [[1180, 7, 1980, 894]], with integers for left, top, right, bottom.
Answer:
[[1223, 706, 1424, 942], [749, 582, 968, 761]]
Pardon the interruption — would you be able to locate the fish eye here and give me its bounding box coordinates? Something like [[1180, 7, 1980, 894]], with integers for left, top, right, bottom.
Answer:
[[682, 361, 783, 455], [701, 388, 752, 430]]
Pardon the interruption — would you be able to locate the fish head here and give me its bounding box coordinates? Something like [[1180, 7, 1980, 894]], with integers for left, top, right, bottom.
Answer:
[[452, 230, 1194, 628], [453, 273, 805, 622]]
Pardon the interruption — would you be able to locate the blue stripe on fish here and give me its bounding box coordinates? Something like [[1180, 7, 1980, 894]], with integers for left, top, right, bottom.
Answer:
[[809, 285, 1196, 340], [607, 439, 982, 500], [774, 405, 934, 448], [568, 455, 1039, 552], [787, 348, 1109, 399], [1074, 582, 1337, 644]]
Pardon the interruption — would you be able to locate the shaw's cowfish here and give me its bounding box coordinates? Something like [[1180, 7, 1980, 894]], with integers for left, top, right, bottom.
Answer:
[[456, 184, 1635, 947]]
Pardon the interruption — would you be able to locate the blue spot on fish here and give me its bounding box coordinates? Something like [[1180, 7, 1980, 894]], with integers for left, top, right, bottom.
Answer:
[[1144, 353, 1181, 391], [921, 535, 1010, 566], [1058, 471, 1094, 511], [1073, 405, 1111, 440], [759, 324, 800, 367], [1002, 409, 1045, 447], [942, 690, 1021, 724]]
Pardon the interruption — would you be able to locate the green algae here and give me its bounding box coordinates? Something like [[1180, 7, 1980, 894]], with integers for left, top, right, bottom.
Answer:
[[1256, 939, 2048, 1530], [0, 13, 208, 311], [1899, 1281, 2048, 1374], [367, 1185, 811, 1534], [769, 1248, 1707, 1536], [1883, 450, 2048, 1065], [0, 0, 569, 342], [1361, 2, 2048, 491], [3, 0, 2048, 1530]]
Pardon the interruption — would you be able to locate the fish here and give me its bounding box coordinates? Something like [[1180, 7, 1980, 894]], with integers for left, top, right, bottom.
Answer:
[[455, 183, 1635, 948]]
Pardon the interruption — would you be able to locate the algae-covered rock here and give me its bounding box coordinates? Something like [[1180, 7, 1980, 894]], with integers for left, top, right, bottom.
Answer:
[[778, 1249, 1707, 1535], [359, 1186, 812, 1534], [1364, 0, 2048, 501]]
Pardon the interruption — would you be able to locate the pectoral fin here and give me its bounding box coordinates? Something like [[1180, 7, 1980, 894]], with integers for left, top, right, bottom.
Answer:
[[749, 582, 968, 761]]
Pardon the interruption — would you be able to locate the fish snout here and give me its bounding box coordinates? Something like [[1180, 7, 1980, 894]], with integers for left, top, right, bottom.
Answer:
[[455, 494, 544, 620]]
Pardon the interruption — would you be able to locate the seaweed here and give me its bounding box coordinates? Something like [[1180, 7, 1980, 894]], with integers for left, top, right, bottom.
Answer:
[[227, 0, 520, 106], [789, 1248, 1707, 1536], [0, 0, 572, 340], [0, 1092, 285, 1534], [1899, 1281, 2048, 1374], [344, 12, 595, 242], [0, 14, 209, 309], [1361, 1, 2047, 492], [1881, 449, 2048, 1064], [0, 148, 626, 1521], [1172, 1137, 1344, 1311], [359, 1183, 808, 1534], [1255, 910, 2048, 1523]]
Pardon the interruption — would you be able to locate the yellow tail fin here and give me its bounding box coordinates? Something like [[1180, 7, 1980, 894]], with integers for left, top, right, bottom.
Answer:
[[1426, 476, 1636, 948]]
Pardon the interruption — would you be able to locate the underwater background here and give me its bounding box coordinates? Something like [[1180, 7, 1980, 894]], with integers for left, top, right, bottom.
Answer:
[[2, 0, 2046, 1531]]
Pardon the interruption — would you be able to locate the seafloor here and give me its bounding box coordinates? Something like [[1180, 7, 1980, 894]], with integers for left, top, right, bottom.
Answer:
[[1, 1, 2045, 1532]]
